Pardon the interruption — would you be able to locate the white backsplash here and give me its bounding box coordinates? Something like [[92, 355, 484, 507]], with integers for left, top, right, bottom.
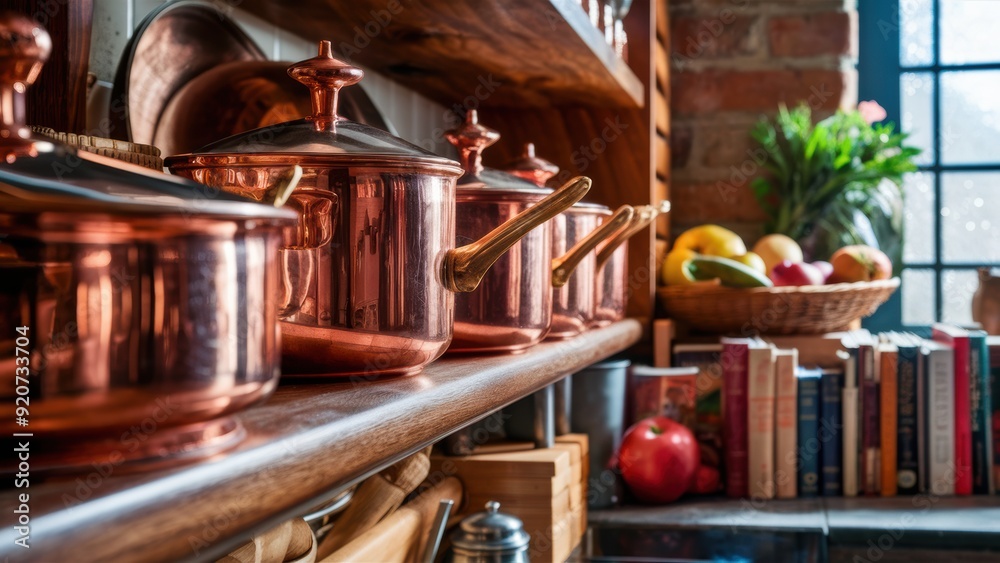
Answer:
[[89, 0, 454, 156]]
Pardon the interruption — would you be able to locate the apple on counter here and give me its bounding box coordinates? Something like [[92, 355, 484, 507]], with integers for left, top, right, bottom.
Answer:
[[617, 416, 700, 504]]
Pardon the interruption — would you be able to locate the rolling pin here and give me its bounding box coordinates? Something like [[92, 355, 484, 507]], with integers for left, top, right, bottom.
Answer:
[[321, 476, 463, 563], [316, 447, 432, 558]]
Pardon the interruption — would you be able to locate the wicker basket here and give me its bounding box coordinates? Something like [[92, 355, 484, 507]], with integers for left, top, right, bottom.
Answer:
[[657, 278, 900, 335]]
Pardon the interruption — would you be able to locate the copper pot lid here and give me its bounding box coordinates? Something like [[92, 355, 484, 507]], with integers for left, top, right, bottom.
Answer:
[[0, 13, 295, 222], [167, 42, 462, 176], [504, 142, 560, 187], [445, 111, 551, 197]]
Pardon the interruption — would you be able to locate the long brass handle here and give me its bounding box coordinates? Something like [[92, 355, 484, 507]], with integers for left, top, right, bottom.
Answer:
[[595, 204, 659, 271], [551, 205, 634, 288], [444, 176, 592, 293]]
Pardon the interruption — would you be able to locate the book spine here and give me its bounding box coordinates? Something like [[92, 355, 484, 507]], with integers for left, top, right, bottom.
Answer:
[[775, 352, 798, 499], [935, 328, 972, 495], [843, 349, 859, 497], [992, 343, 1000, 494], [881, 350, 898, 496], [917, 344, 928, 494], [748, 347, 776, 499], [897, 346, 920, 494], [861, 346, 880, 495], [798, 374, 821, 498], [970, 334, 994, 495], [722, 343, 749, 498], [928, 348, 956, 496], [820, 370, 843, 496]]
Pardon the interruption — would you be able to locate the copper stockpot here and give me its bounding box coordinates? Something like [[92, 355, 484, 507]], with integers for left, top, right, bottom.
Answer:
[[0, 14, 298, 471], [443, 114, 625, 352], [167, 44, 590, 376], [504, 143, 635, 339], [592, 203, 668, 327]]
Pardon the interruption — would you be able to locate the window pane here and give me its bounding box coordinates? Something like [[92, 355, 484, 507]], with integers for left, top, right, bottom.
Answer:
[[942, 172, 1000, 264], [942, 269, 978, 325], [903, 171, 935, 263], [900, 0, 934, 66], [941, 71, 1000, 164], [901, 72, 935, 165], [941, 0, 1000, 65], [902, 268, 936, 325]]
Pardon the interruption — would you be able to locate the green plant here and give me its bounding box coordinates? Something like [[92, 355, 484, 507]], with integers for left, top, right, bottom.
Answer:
[[750, 103, 920, 265]]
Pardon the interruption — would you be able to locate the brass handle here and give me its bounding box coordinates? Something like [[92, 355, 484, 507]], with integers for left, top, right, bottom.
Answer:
[[443, 176, 592, 293], [595, 204, 659, 271], [551, 205, 634, 288]]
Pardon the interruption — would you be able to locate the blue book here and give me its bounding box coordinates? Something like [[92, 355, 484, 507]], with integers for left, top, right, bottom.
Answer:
[[970, 330, 995, 494], [895, 333, 921, 495], [797, 367, 823, 498], [820, 367, 843, 496]]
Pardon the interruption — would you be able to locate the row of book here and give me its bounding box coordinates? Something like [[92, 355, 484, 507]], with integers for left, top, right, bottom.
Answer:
[[670, 324, 998, 499]]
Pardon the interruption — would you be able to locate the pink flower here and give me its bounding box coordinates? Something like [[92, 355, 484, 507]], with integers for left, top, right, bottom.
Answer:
[[857, 100, 887, 124]]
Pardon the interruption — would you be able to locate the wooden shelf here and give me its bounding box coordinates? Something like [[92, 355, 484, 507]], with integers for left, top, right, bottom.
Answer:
[[239, 0, 644, 108], [2, 320, 641, 563]]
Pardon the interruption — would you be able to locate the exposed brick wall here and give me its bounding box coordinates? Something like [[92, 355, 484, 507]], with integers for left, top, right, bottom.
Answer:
[[668, 0, 858, 243]]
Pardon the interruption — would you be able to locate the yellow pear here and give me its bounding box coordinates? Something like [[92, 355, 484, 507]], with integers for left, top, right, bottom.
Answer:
[[661, 248, 698, 286]]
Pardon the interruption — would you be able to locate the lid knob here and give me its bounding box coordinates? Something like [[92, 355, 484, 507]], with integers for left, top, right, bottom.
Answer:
[[504, 142, 560, 187], [444, 110, 500, 182], [0, 12, 52, 150], [287, 41, 363, 132]]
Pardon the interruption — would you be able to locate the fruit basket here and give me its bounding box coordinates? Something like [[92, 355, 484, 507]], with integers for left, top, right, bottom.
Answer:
[[657, 278, 900, 335]]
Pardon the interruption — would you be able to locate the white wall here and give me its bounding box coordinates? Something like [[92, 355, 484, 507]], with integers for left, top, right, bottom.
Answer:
[[88, 0, 453, 155]]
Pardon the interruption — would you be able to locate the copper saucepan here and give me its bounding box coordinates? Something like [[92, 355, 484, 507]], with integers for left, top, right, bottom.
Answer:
[[0, 14, 298, 472], [443, 114, 626, 353], [592, 202, 669, 327], [167, 43, 590, 376]]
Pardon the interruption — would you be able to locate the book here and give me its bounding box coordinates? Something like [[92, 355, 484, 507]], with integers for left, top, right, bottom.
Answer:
[[990, 336, 1000, 492], [747, 344, 777, 499], [840, 341, 860, 497], [630, 365, 699, 428], [774, 349, 799, 499], [924, 340, 956, 496], [797, 367, 823, 498], [860, 336, 881, 495], [932, 324, 973, 495], [879, 339, 898, 496], [721, 338, 752, 498], [820, 367, 843, 496], [895, 333, 921, 495], [969, 330, 995, 495], [673, 343, 725, 471]]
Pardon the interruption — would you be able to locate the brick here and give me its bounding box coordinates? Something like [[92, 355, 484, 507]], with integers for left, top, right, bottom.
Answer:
[[768, 11, 856, 58], [698, 125, 757, 168], [672, 69, 848, 114], [670, 181, 768, 225], [671, 14, 761, 62]]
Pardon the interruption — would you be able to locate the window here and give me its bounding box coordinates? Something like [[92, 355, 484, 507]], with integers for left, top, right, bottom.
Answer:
[[860, 0, 1000, 330]]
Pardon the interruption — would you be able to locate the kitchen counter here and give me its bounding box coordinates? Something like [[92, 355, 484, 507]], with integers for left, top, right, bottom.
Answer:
[[1, 319, 641, 563]]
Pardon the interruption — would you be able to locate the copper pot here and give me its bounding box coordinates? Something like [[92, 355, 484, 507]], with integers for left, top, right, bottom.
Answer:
[[443, 114, 621, 353], [167, 43, 590, 376], [592, 203, 666, 327], [0, 13, 298, 472]]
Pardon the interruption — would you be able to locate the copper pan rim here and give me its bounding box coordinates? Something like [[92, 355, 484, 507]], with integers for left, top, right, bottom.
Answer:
[[165, 153, 464, 176]]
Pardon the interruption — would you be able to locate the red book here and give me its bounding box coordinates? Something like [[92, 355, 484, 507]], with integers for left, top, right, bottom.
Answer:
[[933, 324, 973, 495], [721, 337, 753, 498]]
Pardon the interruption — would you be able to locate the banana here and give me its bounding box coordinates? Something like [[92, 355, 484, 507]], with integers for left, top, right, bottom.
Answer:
[[686, 255, 773, 288]]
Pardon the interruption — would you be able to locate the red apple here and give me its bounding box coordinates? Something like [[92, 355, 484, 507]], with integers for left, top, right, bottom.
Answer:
[[812, 261, 834, 283], [688, 465, 722, 495], [829, 245, 892, 283], [618, 416, 700, 504], [769, 260, 824, 286]]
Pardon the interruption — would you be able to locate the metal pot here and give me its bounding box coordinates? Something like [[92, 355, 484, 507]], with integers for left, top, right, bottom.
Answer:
[[0, 13, 298, 472], [167, 43, 589, 376], [592, 202, 668, 327], [503, 143, 635, 339], [444, 113, 620, 353], [447, 501, 530, 563]]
